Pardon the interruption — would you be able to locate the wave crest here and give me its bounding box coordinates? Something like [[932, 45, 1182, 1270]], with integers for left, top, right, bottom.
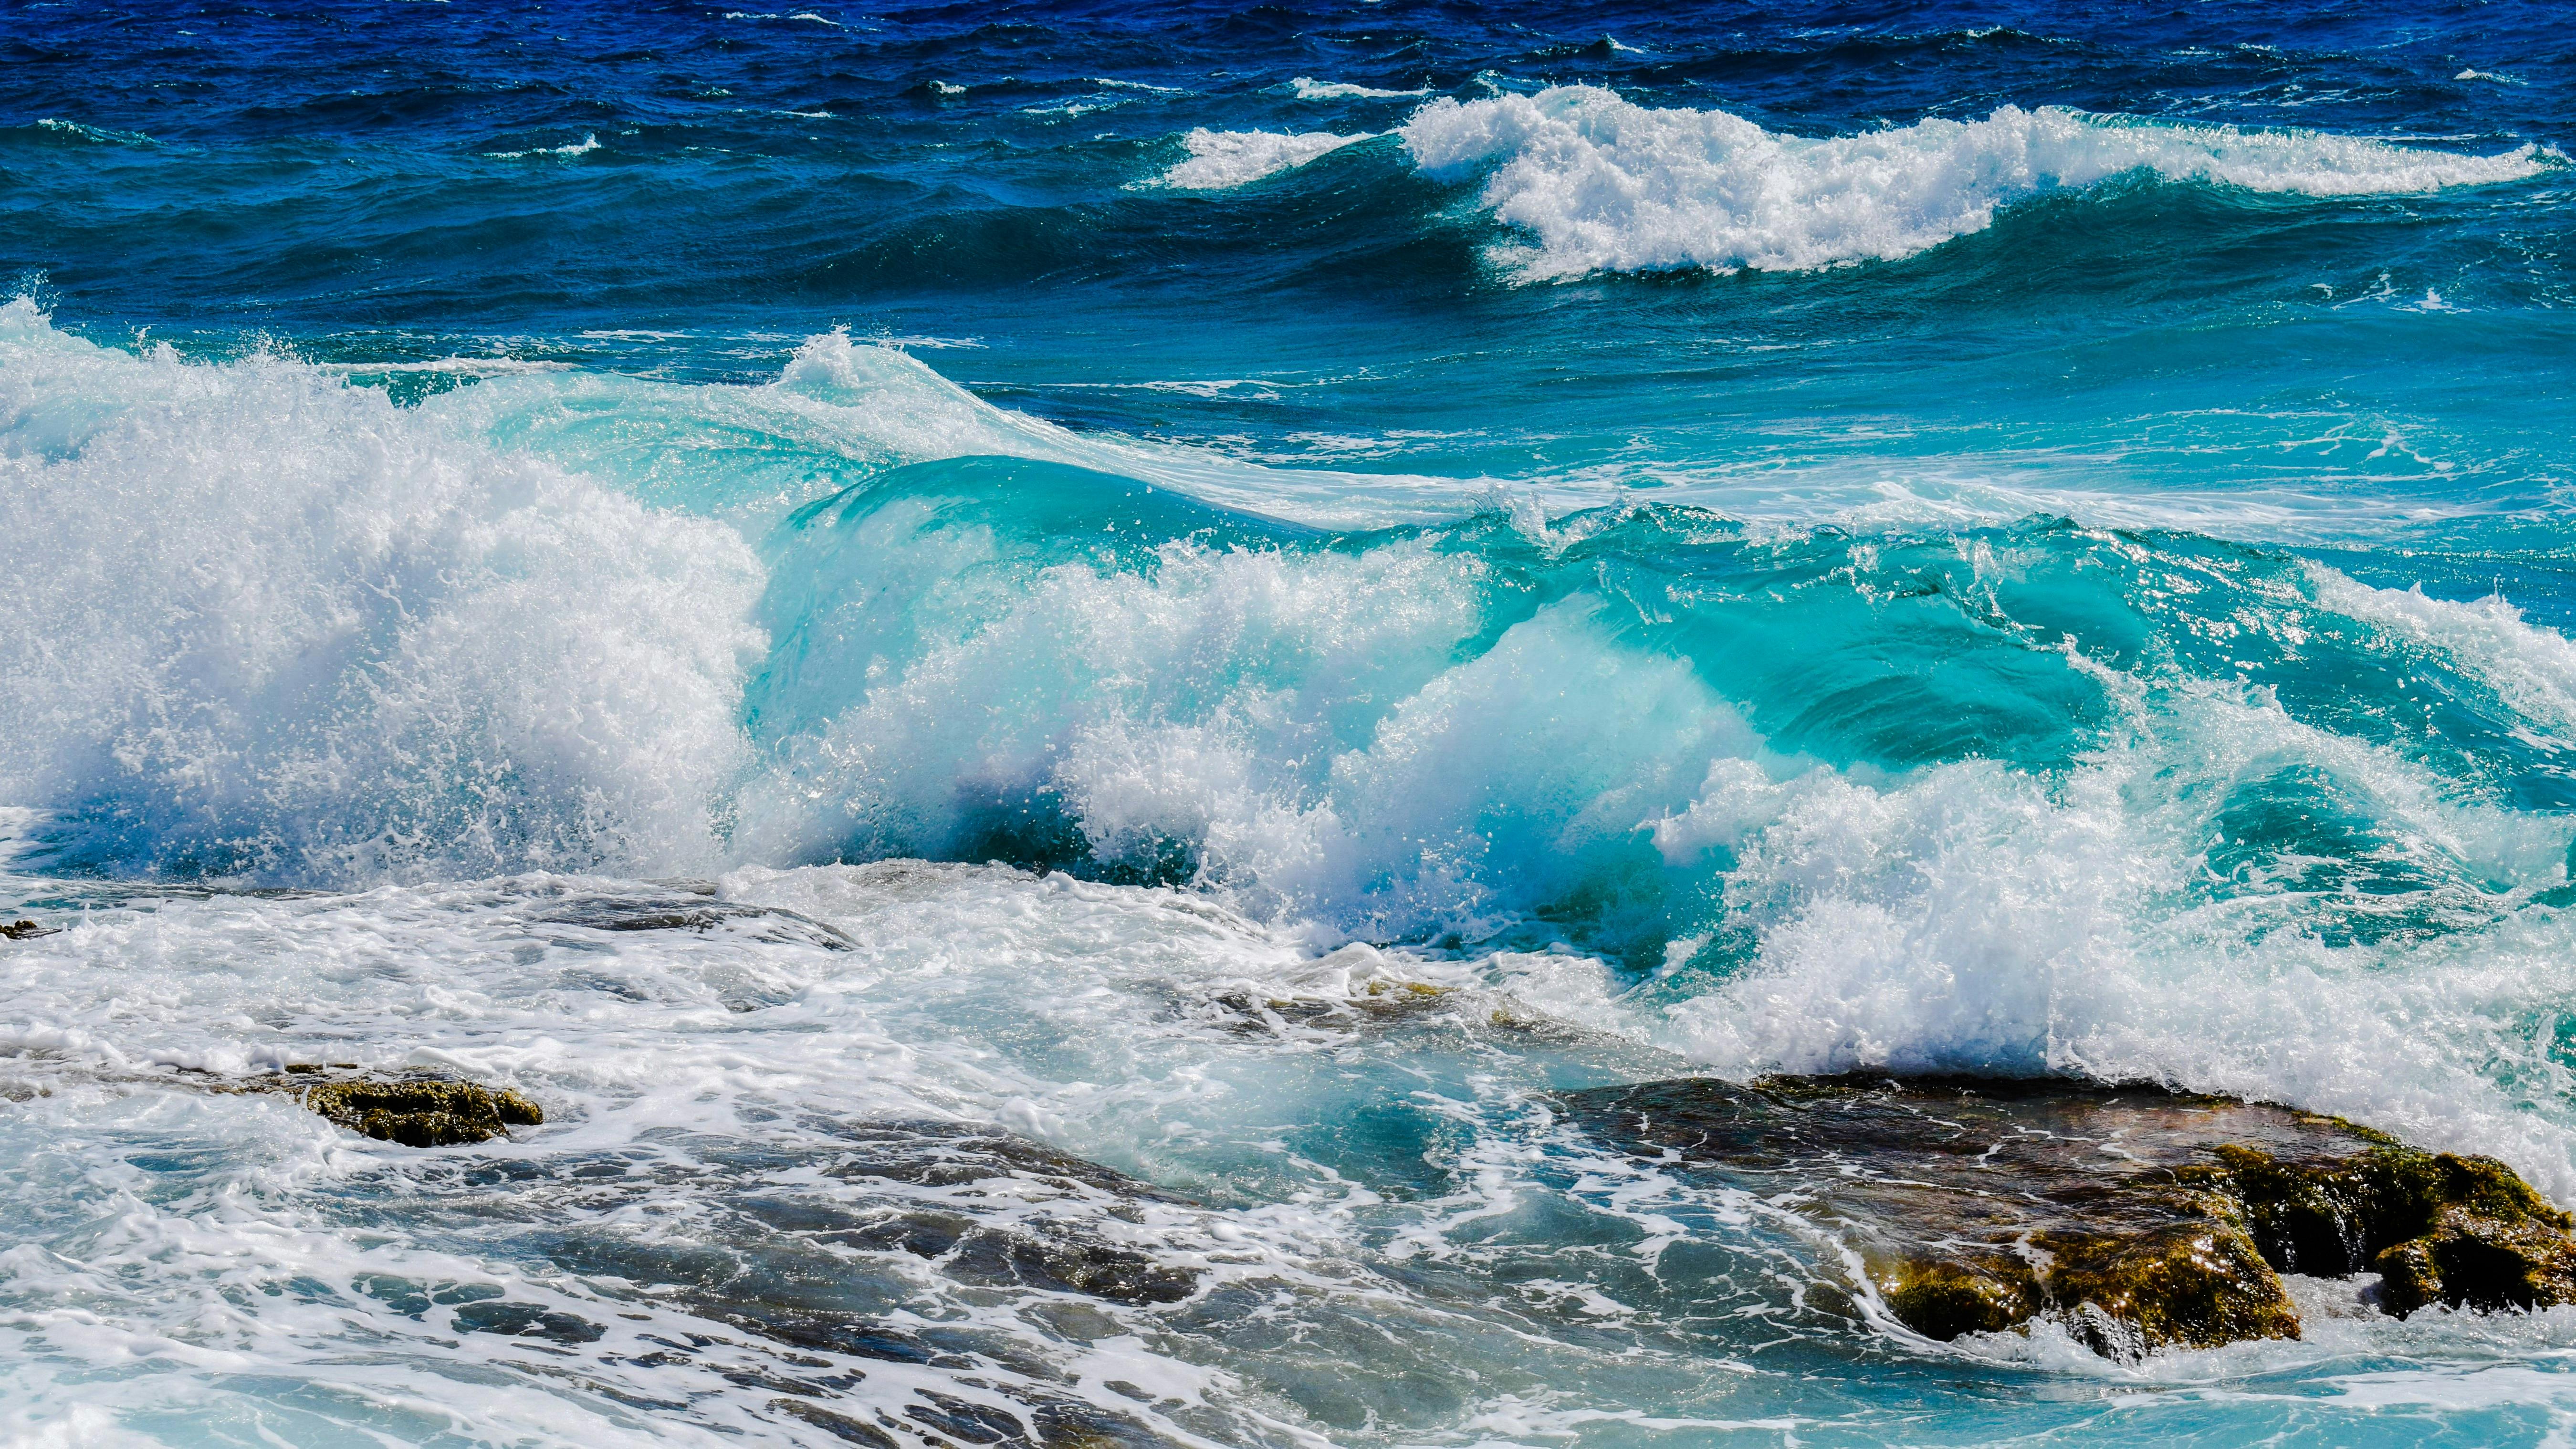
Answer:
[[0, 301, 763, 880], [1149, 127, 1374, 189], [1397, 86, 2550, 277]]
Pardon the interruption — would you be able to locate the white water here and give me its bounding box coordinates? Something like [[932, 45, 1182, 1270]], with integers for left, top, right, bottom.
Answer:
[[1148, 128, 1376, 189], [1397, 86, 2552, 276], [14, 297, 2576, 1441]]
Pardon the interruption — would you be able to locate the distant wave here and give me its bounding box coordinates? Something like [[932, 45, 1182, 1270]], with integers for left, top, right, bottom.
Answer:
[[1291, 77, 1429, 100], [31, 117, 154, 146], [1398, 86, 2553, 277], [1147, 127, 1374, 189], [485, 133, 600, 160]]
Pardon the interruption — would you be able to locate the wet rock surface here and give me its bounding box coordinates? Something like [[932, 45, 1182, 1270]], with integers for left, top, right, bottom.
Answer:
[[293, 1074, 545, 1147], [1564, 1074, 2576, 1358], [157, 1067, 545, 1147], [534, 893, 857, 951], [814, 1120, 1203, 1306], [821, 1119, 1189, 1202], [5, 1058, 545, 1148], [327, 1114, 1207, 1444], [1205, 977, 1457, 1033]]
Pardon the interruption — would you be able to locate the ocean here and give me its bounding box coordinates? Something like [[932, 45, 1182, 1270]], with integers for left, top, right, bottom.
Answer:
[[3, 1, 2575, 1442]]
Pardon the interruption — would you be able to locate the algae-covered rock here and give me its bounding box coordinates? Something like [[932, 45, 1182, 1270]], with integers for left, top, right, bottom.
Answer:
[[1563, 1074, 2576, 1357], [2184, 1137, 2576, 1315], [299, 1077, 544, 1147], [79, 1065, 545, 1148]]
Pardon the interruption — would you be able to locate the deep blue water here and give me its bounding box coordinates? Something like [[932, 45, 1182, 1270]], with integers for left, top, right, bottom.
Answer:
[[5, 3, 2576, 1445]]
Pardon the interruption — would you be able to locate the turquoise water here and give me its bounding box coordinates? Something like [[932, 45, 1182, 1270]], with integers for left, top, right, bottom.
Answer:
[[6, 2, 2576, 1443]]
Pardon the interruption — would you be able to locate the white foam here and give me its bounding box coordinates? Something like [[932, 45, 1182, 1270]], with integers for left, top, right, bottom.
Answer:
[[33, 118, 154, 146], [1396, 86, 2551, 277], [0, 299, 762, 881], [1656, 678, 2576, 1198], [1148, 127, 1375, 189], [484, 133, 599, 160], [2304, 565, 2576, 742], [731, 580, 1758, 945], [0, 866, 1333, 1445]]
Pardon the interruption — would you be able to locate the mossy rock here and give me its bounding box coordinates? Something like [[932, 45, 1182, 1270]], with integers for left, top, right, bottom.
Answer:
[[1876, 1255, 2030, 1339], [2190, 1140, 2576, 1314], [299, 1077, 544, 1147], [2038, 1222, 2299, 1356], [1563, 1074, 2576, 1357]]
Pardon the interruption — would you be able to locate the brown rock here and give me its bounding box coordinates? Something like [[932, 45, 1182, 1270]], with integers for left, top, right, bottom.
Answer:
[[1563, 1074, 2576, 1358], [298, 1077, 544, 1147]]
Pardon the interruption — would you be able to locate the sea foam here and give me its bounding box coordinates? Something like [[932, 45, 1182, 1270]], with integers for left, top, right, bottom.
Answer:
[[12, 297, 2576, 1202], [1150, 126, 1375, 189], [0, 300, 762, 881], [1397, 86, 2552, 276], [1657, 708, 2576, 1194]]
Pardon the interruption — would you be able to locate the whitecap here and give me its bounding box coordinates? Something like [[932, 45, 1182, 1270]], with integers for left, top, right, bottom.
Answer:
[[33, 118, 154, 146], [1146, 127, 1376, 189], [0, 298, 762, 882], [1397, 85, 2552, 278], [483, 132, 599, 160], [1291, 77, 1430, 100]]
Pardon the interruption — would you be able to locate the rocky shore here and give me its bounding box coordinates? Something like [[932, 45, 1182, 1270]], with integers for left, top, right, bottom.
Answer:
[[1565, 1074, 2576, 1358]]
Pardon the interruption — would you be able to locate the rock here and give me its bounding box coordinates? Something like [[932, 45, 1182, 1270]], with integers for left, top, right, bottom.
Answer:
[[450, 1299, 605, 1344], [771, 1400, 902, 1448], [1562, 1074, 2576, 1357], [818, 1120, 1202, 1306], [534, 895, 855, 950], [2207, 1139, 2576, 1314], [1203, 979, 1462, 1035], [838, 1208, 1198, 1305], [297, 1076, 545, 1147], [76, 1065, 545, 1148], [823, 1119, 1188, 1202], [0, 919, 59, 939]]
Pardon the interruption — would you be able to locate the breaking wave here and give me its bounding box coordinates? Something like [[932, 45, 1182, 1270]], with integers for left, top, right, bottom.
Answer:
[[1149, 126, 1377, 189], [1397, 86, 2553, 276], [10, 299, 2576, 1189]]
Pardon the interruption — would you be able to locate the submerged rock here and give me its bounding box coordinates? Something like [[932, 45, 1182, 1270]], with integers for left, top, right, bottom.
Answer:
[[534, 895, 857, 951], [819, 1120, 1202, 1306], [1206, 978, 1458, 1033], [1563, 1074, 2576, 1357]]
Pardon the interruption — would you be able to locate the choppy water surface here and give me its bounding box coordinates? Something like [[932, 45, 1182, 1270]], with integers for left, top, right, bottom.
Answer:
[[5, 1, 2576, 1443]]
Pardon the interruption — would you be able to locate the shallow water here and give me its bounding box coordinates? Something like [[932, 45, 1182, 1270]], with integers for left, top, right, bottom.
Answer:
[[6, 1, 2576, 1443]]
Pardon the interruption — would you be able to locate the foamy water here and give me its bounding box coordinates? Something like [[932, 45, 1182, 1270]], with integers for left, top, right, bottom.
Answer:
[[1399, 87, 2552, 276], [7, 4, 2576, 1440], [10, 292, 2576, 1439]]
